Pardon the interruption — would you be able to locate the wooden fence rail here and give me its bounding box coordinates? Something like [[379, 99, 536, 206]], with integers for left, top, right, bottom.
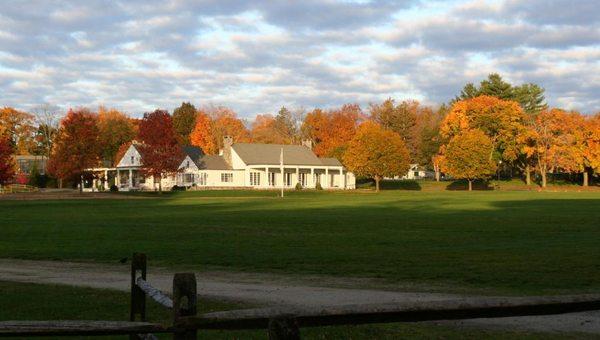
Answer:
[[2, 253, 600, 339]]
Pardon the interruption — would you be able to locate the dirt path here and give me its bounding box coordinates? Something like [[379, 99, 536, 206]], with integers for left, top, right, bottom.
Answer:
[[2, 259, 600, 334]]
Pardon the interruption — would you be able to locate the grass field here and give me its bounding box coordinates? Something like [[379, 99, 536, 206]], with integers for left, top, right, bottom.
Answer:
[[1, 184, 600, 294], [0, 281, 590, 339]]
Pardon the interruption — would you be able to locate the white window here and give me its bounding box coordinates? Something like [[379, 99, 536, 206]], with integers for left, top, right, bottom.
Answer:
[[221, 173, 233, 183], [250, 172, 261, 186], [285, 173, 292, 186], [299, 173, 307, 187], [198, 173, 207, 186], [130, 156, 134, 164], [186, 160, 190, 168], [268, 172, 276, 186], [184, 173, 194, 183]]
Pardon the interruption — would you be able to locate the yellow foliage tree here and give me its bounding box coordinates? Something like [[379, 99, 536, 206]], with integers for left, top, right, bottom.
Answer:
[[343, 121, 410, 192], [442, 129, 497, 191]]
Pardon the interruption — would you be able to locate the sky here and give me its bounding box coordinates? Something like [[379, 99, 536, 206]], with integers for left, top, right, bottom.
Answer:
[[0, 0, 599, 118]]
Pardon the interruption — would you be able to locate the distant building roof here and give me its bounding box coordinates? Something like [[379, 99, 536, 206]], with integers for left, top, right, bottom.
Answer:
[[232, 143, 324, 166], [319, 157, 342, 166], [182, 145, 204, 161], [196, 155, 232, 170]]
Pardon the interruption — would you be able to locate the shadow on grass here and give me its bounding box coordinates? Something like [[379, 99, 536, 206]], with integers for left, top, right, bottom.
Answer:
[[357, 179, 422, 191], [446, 180, 495, 191]]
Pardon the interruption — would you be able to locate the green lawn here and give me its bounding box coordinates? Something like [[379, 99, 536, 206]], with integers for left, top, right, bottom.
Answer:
[[0, 281, 590, 339], [1, 188, 600, 294]]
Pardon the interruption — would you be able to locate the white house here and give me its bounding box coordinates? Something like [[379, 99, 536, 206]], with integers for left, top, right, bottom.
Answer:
[[85, 137, 355, 191], [401, 164, 435, 180]]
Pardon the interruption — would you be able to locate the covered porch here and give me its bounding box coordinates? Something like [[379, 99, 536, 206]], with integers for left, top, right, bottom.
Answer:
[[246, 165, 348, 189]]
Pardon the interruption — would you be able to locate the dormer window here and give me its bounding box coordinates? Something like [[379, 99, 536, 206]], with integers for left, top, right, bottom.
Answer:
[[186, 160, 190, 168], [131, 156, 134, 163]]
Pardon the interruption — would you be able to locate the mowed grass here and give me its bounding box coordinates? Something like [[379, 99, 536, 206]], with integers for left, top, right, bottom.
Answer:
[[0, 281, 590, 340], [1, 188, 600, 294]]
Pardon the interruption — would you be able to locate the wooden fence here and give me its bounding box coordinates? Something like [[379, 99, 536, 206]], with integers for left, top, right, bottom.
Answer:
[[2, 253, 600, 339], [0, 184, 39, 194]]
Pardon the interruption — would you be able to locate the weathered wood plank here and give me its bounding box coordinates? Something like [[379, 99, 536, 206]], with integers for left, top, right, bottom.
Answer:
[[173, 273, 198, 340], [0, 321, 167, 337], [136, 277, 174, 309], [177, 295, 600, 330]]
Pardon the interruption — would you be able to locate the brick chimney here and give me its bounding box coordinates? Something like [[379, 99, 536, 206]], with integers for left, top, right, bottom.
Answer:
[[301, 139, 313, 150], [222, 136, 233, 166]]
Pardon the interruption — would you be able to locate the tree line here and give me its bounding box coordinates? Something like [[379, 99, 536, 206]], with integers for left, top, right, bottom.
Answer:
[[0, 74, 599, 191]]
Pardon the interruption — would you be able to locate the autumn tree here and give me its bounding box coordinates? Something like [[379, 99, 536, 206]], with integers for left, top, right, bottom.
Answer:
[[343, 121, 410, 192], [47, 108, 101, 189], [369, 99, 418, 153], [274, 106, 299, 144], [0, 135, 16, 185], [97, 106, 136, 165], [172, 102, 197, 144], [137, 110, 183, 192], [190, 106, 250, 155], [251, 114, 289, 144], [302, 104, 362, 158], [31, 103, 61, 158], [441, 96, 526, 168], [0, 107, 36, 154], [519, 109, 569, 188], [455, 73, 547, 115], [442, 129, 497, 191], [583, 114, 600, 185], [190, 111, 216, 154]]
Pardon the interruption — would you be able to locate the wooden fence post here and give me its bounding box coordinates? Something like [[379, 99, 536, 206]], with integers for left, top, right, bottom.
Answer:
[[268, 317, 300, 340], [173, 273, 197, 340], [130, 253, 147, 322]]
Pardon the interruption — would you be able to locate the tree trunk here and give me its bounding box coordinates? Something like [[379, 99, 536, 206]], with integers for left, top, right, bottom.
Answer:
[[583, 170, 589, 187], [375, 176, 380, 192], [525, 165, 531, 186], [158, 177, 162, 194], [435, 168, 440, 182], [468, 180, 472, 191], [58, 178, 63, 189], [541, 171, 547, 188]]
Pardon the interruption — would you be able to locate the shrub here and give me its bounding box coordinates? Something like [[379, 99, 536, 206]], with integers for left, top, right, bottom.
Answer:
[[315, 182, 323, 190], [171, 185, 185, 191], [295, 182, 302, 190], [109, 184, 119, 192]]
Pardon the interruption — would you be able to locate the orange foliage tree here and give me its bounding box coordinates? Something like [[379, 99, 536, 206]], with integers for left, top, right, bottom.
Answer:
[[97, 106, 136, 165], [343, 121, 410, 192], [0, 107, 36, 155], [190, 107, 250, 154], [47, 108, 101, 188], [251, 114, 289, 144], [441, 95, 526, 164], [442, 129, 497, 191], [519, 109, 573, 187], [583, 113, 600, 185], [302, 104, 363, 158]]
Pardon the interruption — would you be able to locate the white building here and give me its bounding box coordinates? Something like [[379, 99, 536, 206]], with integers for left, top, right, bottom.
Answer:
[[86, 137, 355, 191], [401, 164, 435, 180]]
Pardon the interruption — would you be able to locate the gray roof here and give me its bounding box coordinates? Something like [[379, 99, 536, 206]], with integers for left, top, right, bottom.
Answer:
[[183, 145, 203, 161], [232, 143, 325, 166], [196, 155, 232, 170], [319, 157, 342, 166]]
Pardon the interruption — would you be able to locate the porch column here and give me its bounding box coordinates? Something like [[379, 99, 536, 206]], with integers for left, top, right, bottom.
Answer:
[[310, 167, 314, 188], [325, 168, 329, 188], [296, 167, 299, 187], [129, 169, 133, 188], [104, 170, 108, 190], [116, 170, 120, 187], [340, 166, 345, 189]]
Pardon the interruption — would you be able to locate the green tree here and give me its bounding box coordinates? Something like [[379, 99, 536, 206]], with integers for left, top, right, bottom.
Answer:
[[455, 73, 547, 116], [172, 102, 197, 144], [274, 106, 298, 144]]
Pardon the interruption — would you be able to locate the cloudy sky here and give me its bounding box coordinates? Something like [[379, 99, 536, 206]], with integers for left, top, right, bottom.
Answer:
[[0, 0, 598, 118]]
